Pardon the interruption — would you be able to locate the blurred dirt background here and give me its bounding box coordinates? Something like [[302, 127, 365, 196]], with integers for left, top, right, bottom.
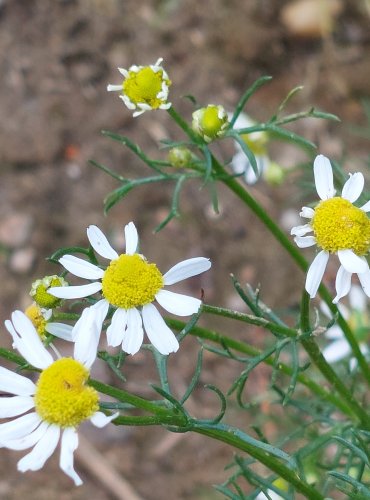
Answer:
[[0, 0, 369, 498]]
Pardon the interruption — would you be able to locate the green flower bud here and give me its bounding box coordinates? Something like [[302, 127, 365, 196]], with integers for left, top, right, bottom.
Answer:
[[192, 105, 229, 143], [167, 146, 192, 168], [30, 275, 68, 309]]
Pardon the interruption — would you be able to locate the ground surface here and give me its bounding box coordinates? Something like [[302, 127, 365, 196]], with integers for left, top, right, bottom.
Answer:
[[0, 1, 369, 499]]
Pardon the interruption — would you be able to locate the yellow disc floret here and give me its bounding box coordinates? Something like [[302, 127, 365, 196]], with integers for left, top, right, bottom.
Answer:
[[102, 254, 164, 309], [30, 275, 68, 309], [123, 67, 171, 108], [312, 197, 370, 255], [35, 358, 99, 428], [25, 304, 47, 339]]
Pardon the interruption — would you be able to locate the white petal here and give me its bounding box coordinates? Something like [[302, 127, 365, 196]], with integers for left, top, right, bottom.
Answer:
[[6, 312, 53, 369], [300, 206, 315, 219], [73, 301, 107, 368], [87, 225, 118, 260], [294, 236, 316, 248], [0, 366, 36, 396], [357, 270, 370, 297], [45, 322, 74, 341], [17, 424, 60, 472], [156, 289, 201, 316], [90, 411, 119, 428], [60, 428, 82, 486], [142, 304, 179, 355], [59, 255, 104, 280], [360, 200, 370, 212], [2, 421, 49, 451], [325, 325, 344, 340], [0, 396, 35, 418], [107, 84, 122, 92], [333, 266, 352, 303], [322, 339, 351, 363], [163, 257, 211, 285], [118, 67, 128, 76], [313, 154, 335, 200], [106, 308, 127, 347], [49, 282, 102, 299], [290, 224, 312, 237], [230, 149, 246, 175], [124, 222, 139, 255], [337, 249, 368, 273], [349, 284, 367, 311], [0, 412, 41, 442], [122, 308, 144, 355], [305, 251, 329, 298], [341, 172, 364, 202]]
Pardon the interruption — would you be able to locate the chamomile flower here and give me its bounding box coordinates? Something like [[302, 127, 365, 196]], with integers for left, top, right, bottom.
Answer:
[[24, 303, 74, 342], [321, 285, 370, 366], [107, 58, 171, 117], [1, 311, 117, 486], [192, 105, 229, 143], [48, 222, 211, 356], [291, 154, 370, 302], [229, 112, 269, 185]]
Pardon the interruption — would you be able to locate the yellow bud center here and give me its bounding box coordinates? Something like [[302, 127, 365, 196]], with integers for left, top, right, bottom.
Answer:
[[25, 304, 47, 339], [200, 106, 226, 139], [312, 197, 370, 255], [32, 276, 67, 309], [35, 358, 99, 428], [123, 67, 170, 108], [102, 254, 164, 309]]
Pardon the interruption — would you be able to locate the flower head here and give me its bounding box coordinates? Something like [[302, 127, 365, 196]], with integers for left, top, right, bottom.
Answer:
[[167, 146, 192, 168], [1, 311, 117, 486], [25, 303, 73, 342], [229, 112, 270, 185], [192, 105, 229, 143], [291, 154, 370, 302], [49, 222, 211, 356], [107, 58, 171, 117], [30, 275, 68, 310]]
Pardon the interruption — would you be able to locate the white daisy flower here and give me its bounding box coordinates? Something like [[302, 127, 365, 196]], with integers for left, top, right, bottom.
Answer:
[[321, 285, 370, 366], [107, 58, 171, 117], [1, 311, 118, 486], [291, 154, 370, 303], [24, 303, 74, 342], [229, 112, 269, 185], [49, 222, 211, 356]]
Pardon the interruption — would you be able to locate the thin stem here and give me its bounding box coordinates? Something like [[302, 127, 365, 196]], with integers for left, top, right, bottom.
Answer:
[[191, 422, 324, 499], [201, 304, 298, 337], [300, 291, 370, 430], [165, 319, 354, 418]]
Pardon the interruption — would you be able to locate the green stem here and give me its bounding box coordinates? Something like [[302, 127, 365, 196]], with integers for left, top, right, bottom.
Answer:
[[191, 422, 324, 499], [89, 379, 177, 419], [201, 304, 298, 338], [165, 319, 354, 418], [167, 104, 370, 383], [300, 291, 370, 430]]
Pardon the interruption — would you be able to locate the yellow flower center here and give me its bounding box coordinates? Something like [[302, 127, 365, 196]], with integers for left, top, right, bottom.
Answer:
[[34, 358, 99, 428], [241, 131, 267, 156], [123, 67, 170, 108], [312, 197, 370, 255], [25, 304, 47, 339], [102, 254, 164, 309]]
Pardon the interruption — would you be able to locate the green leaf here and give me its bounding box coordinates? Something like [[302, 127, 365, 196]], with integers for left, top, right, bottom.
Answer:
[[104, 183, 135, 214], [333, 436, 370, 468], [228, 130, 259, 177], [48, 246, 90, 264], [328, 471, 370, 498], [229, 76, 273, 128]]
